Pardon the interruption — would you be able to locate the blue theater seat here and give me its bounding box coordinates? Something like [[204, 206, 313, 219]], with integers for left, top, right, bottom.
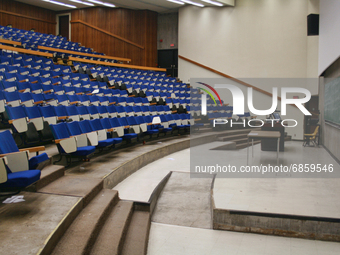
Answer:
[[0, 130, 49, 170], [50, 122, 96, 165], [89, 119, 122, 149]]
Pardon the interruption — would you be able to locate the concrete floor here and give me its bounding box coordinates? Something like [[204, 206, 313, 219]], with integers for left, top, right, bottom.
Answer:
[[113, 148, 191, 202], [211, 141, 340, 217], [148, 222, 340, 255], [111, 140, 340, 254], [152, 172, 213, 229], [0, 192, 81, 255]]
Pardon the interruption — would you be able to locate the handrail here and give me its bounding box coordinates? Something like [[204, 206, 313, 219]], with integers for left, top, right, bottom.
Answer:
[[0, 38, 21, 46], [69, 56, 166, 72], [37, 45, 131, 63], [0, 44, 53, 58], [70, 20, 144, 49], [0, 10, 56, 24], [179, 55, 281, 100]]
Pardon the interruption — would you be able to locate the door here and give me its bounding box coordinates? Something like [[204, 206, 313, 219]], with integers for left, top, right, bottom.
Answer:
[[158, 49, 178, 77], [58, 15, 70, 40]]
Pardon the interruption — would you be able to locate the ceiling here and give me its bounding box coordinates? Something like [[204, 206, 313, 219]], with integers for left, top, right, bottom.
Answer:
[[15, 0, 232, 13]]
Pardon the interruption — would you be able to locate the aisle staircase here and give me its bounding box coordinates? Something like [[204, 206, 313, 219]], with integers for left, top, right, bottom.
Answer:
[[21, 128, 292, 255]]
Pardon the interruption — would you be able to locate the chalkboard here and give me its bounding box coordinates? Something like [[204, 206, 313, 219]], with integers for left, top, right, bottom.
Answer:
[[324, 76, 340, 125]]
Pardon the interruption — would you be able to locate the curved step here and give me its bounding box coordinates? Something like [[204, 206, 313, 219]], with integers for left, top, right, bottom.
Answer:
[[91, 201, 134, 255], [121, 210, 151, 255], [51, 189, 119, 255]]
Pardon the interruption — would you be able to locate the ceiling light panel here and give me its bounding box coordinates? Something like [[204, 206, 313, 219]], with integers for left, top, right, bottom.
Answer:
[[42, 0, 76, 8], [201, 0, 223, 6], [167, 0, 185, 5], [69, 0, 94, 6], [181, 0, 204, 7], [87, 0, 115, 7]]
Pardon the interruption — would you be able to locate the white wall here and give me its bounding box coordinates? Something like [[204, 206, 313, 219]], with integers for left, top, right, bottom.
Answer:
[[178, 0, 320, 140], [318, 0, 340, 75], [179, 0, 318, 81]]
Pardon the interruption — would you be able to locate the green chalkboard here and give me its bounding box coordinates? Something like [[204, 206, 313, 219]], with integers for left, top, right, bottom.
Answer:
[[324, 77, 340, 125]]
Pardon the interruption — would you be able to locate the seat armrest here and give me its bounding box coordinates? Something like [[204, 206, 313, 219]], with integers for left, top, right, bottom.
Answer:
[[19, 146, 45, 154]]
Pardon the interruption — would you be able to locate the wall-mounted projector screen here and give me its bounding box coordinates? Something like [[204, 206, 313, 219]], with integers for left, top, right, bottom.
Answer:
[[324, 77, 340, 125]]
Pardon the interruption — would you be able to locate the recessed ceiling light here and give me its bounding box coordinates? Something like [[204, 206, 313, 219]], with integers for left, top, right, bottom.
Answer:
[[42, 0, 77, 8], [181, 0, 204, 7], [167, 0, 185, 5], [69, 0, 94, 6], [87, 0, 115, 7], [201, 0, 223, 6]]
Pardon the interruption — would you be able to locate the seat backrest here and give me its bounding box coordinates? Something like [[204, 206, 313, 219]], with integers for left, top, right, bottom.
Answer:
[[0, 130, 20, 154], [311, 126, 319, 137], [55, 105, 68, 118], [78, 119, 94, 133], [66, 121, 82, 136], [50, 122, 71, 140]]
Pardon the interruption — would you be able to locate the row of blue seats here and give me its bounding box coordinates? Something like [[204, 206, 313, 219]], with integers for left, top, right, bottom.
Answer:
[[0, 58, 72, 74], [1, 52, 54, 65], [0, 75, 190, 95], [0, 90, 190, 109], [0, 55, 183, 89], [0, 25, 66, 41], [0, 50, 177, 86], [49, 113, 191, 165], [0, 25, 93, 53], [5, 104, 178, 133]]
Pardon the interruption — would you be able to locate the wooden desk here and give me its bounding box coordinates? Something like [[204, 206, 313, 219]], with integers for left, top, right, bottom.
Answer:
[[247, 131, 281, 165]]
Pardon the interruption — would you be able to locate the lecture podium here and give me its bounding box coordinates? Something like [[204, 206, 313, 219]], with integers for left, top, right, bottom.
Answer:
[[261, 123, 285, 152]]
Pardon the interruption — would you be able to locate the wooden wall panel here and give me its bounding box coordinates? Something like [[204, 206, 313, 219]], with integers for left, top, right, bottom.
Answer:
[[0, 0, 55, 34], [0, 3, 158, 68], [70, 8, 158, 67]]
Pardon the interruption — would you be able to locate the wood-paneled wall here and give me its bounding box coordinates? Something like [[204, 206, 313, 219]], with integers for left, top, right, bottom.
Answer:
[[70, 8, 158, 67], [0, 0, 55, 34], [0, 2, 158, 68]]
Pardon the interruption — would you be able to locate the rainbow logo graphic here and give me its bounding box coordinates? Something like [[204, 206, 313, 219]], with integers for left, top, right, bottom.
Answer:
[[196, 82, 223, 106]]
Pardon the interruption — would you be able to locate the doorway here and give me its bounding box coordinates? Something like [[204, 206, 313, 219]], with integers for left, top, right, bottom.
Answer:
[[56, 13, 71, 40], [158, 49, 178, 77]]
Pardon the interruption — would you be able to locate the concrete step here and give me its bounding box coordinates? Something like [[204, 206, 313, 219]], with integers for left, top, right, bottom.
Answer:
[[51, 189, 119, 255], [36, 164, 65, 190], [215, 128, 257, 137], [38, 175, 103, 207], [232, 138, 248, 144], [91, 200, 134, 255], [217, 133, 248, 142], [210, 141, 236, 150], [121, 210, 151, 255], [236, 140, 261, 149]]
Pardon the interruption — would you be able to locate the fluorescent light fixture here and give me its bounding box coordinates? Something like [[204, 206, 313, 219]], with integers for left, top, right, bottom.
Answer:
[[87, 0, 115, 7], [42, 0, 76, 8], [181, 0, 204, 7], [69, 0, 94, 6], [201, 0, 223, 6], [167, 0, 185, 4]]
